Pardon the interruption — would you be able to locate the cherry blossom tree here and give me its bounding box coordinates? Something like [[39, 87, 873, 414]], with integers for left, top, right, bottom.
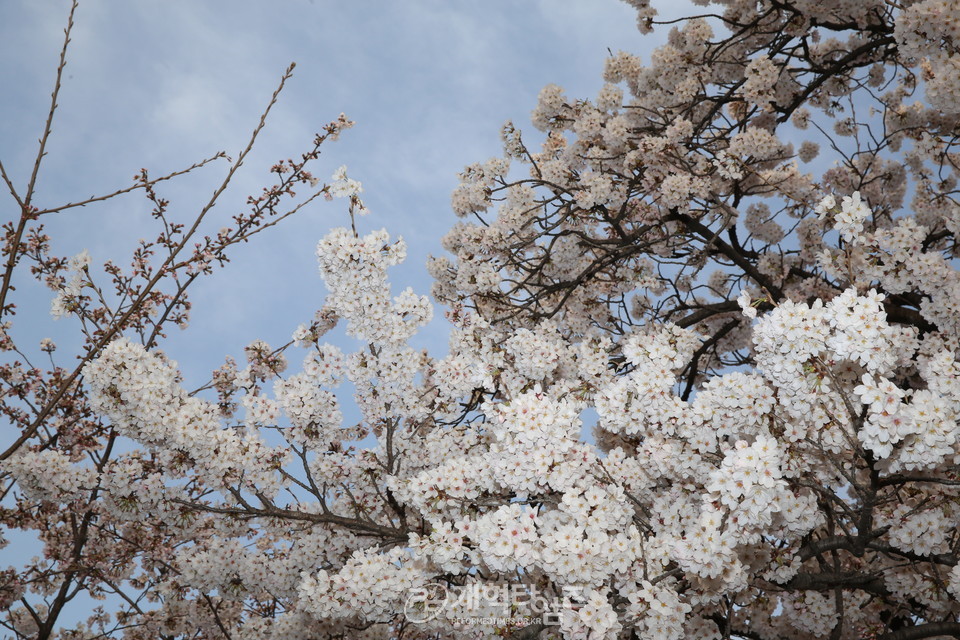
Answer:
[[0, 2, 355, 637], [5, 0, 960, 639]]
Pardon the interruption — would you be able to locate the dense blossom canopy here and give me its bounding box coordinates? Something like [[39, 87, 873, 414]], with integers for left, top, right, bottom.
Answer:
[[4, 0, 960, 639]]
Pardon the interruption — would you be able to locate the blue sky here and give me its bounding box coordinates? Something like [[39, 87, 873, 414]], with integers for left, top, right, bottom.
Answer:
[[1, 0, 682, 386]]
